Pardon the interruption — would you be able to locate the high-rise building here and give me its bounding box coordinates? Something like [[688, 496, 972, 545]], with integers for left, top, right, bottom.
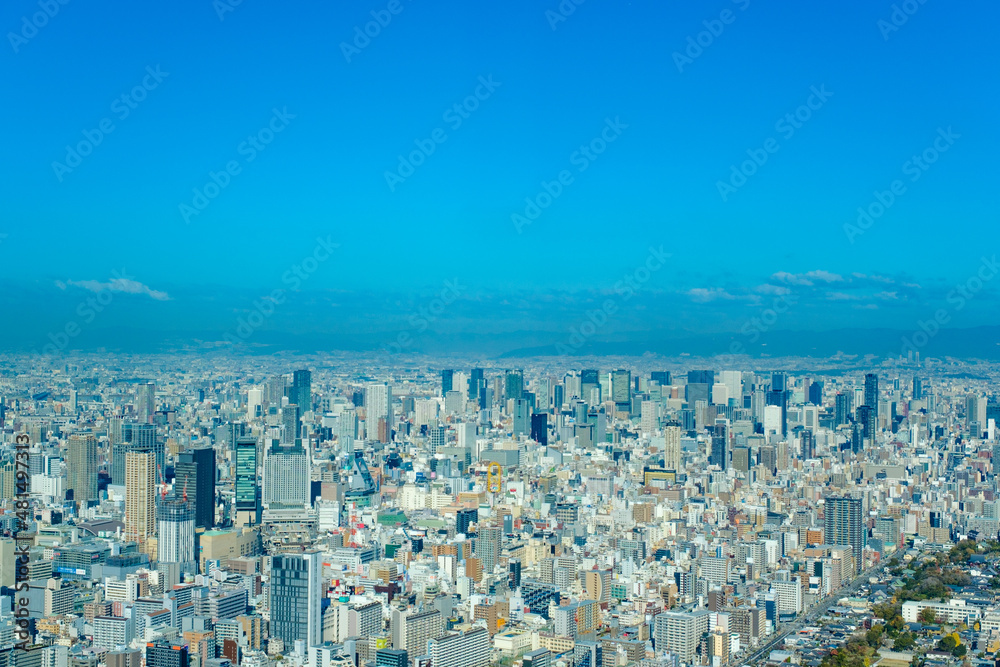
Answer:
[[663, 422, 681, 471], [145, 640, 188, 667], [912, 377, 923, 400], [456, 508, 478, 536], [611, 369, 631, 413], [709, 424, 728, 469], [429, 627, 491, 667], [504, 370, 524, 402], [469, 368, 484, 400], [136, 382, 155, 424], [864, 373, 879, 415], [125, 451, 156, 544], [825, 496, 865, 573], [366, 383, 393, 441], [281, 404, 300, 442], [800, 430, 815, 460], [530, 413, 548, 446], [808, 381, 823, 406], [113, 422, 161, 487], [157, 497, 196, 587], [652, 610, 710, 662], [392, 608, 444, 658], [174, 448, 215, 529], [269, 552, 322, 647], [376, 649, 409, 667], [66, 433, 98, 508], [263, 440, 310, 509], [441, 370, 454, 397], [235, 436, 260, 525], [834, 393, 853, 427], [475, 526, 501, 573], [291, 369, 311, 413], [513, 399, 530, 437]]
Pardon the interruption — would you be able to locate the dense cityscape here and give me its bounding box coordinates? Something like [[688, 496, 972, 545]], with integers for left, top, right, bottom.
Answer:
[[2, 354, 999, 667]]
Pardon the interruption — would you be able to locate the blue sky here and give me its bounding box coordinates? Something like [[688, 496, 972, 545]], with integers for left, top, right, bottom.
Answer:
[[1, 0, 998, 354]]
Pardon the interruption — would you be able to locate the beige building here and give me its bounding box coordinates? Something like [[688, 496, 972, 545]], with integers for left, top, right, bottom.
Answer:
[[125, 451, 156, 544]]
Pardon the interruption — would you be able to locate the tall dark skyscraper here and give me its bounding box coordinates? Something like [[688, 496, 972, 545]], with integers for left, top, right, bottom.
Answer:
[[835, 393, 852, 426], [825, 496, 865, 573], [856, 405, 875, 441], [650, 371, 671, 386], [912, 377, 923, 400], [270, 552, 322, 646], [800, 430, 815, 460], [505, 370, 524, 401], [864, 373, 879, 411], [581, 369, 600, 401], [766, 389, 788, 436], [851, 422, 864, 453], [174, 448, 215, 529], [291, 369, 311, 412], [469, 368, 484, 400], [709, 424, 728, 469], [771, 372, 787, 393], [808, 381, 823, 406], [552, 384, 564, 411], [530, 413, 548, 446], [441, 369, 454, 396], [235, 436, 260, 525]]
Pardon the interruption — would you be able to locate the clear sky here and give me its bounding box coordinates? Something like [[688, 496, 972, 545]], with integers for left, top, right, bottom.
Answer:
[[2, 0, 998, 355]]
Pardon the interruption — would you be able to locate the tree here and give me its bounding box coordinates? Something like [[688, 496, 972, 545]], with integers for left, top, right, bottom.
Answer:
[[893, 633, 916, 651], [918, 607, 938, 624], [866, 625, 885, 648], [952, 644, 967, 658], [937, 635, 957, 651]]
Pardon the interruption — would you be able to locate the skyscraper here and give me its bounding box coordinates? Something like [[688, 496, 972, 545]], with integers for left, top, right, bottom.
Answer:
[[125, 451, 156, 545], [145, 641, 188, 667], [441, 369, 454, 396], [663, 422, 682, 471], [864, 373, 879, 421], [611, 369, 631, 413], [504, 370, 524, 402], [365, 383, 392, 442], [234, 436, 260, 525], [263, 440, 310, 509], [513, 399, 530, 437], [834, 393, 852, 427], [157, 497, 196, 587], [476, 525, 501, 573], [530, 413, 548, 446], [66, 433, 98, 508], [469, 368, 484, 400], [825, 496, 865, 573], [174, 448, 215, 529], [709, 424, 728, 470], [136, 382, 155, 423], [291, 369, 311, 413], [113, 422, 161, 487], [270, 552, 322, 647]]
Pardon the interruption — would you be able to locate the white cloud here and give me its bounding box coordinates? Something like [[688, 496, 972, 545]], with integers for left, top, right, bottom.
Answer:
[[687, 288, 738, 303], [773, 270, 843, 286], [64, 277, 170, 301], [755, 284, 791, 296]]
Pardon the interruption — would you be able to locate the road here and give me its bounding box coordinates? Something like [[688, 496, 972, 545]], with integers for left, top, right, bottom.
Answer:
[[739, 559, 888, 666]]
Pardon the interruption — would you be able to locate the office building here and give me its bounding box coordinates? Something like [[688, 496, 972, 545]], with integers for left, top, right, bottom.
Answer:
[[125, 451, 156, 545], [66, 433, 98, 508], [174, 447, 215, 529], [825, 496, 865, 573], [270, 552, 322, 647]]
